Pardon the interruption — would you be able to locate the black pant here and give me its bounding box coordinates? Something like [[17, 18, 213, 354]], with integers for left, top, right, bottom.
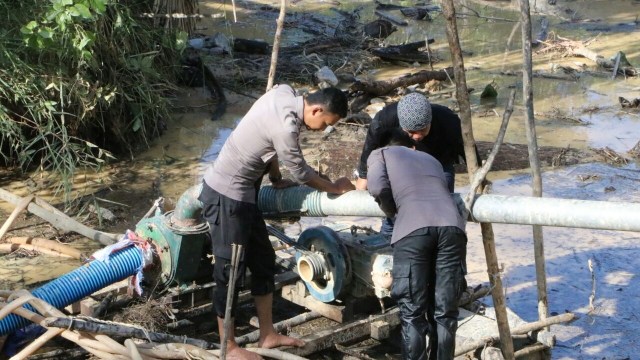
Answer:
[[199, 182, 276, 318], [391, 226, 467, 360]]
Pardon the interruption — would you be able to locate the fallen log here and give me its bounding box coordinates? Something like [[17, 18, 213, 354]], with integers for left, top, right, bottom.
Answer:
[[374, 10, 408, 26], [42, 317, 218, 349], [570, 47, 637, 76], [0, 243, 76, 258], [5, 236, 85, 259], [369, 40, 437, 64], [349, 67, 454, 96]]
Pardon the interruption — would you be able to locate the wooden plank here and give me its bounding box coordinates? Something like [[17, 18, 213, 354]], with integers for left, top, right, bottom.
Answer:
[[280, 282, 349, 323], [288, 307, 401, 357]]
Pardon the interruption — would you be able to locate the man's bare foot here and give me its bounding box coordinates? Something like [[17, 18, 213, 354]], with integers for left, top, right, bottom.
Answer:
[[259, 332, 305, 349], [226, 346, 263, 360]]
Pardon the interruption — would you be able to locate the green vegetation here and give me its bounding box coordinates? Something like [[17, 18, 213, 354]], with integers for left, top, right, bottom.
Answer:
[[0, 0, 187, 197]]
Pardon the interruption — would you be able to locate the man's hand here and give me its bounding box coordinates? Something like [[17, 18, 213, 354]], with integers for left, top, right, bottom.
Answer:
[[355, 177, 368, 190], [271, 178, 297, 189], [333, 177, 356, 194]]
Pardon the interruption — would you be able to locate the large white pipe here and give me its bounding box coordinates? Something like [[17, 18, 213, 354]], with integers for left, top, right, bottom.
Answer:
[[258, 186, 640, 232]]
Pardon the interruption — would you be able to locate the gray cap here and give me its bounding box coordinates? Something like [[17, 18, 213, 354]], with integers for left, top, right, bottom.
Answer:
[[397, 92, 432, 131]]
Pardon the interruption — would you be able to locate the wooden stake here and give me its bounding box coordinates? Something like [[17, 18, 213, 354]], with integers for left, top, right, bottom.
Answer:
[[220, 243, 244, 359], [441, 0, 515, 358], [519, 0, 549, 328], [0, 194, 33, 240], [266, 0, 287, 92]]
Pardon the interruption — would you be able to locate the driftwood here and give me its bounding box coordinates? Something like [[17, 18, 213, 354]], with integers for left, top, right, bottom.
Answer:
[[455, 312, 576, 356], [369, 39, 436, 64], [591, 146, 629, 165], [537, 36, 637, 77], [363, 19, 396, 39], [233, 38, 269, 54], [400, 7, 431, 21], [499, 70, 577, 81], [3, 236, 84, 259], [43, 316, 218, 349], [350, 67, 454, 97], [374, 10, 408, 26]]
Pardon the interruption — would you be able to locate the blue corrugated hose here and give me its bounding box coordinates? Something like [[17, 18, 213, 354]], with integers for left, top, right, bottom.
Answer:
[[0, 246, 143, 336]]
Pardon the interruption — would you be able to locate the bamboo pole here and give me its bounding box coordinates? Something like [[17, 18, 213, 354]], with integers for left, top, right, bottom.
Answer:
[[266, 0, 287, 92], [6, 236, 85, 259], [0, 194, 33, 240], [441, 0, 515, 358], [519, 0, 549, 327]]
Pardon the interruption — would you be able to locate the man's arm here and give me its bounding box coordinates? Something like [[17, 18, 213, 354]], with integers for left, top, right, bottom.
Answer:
[[305, 173, 355, 194]]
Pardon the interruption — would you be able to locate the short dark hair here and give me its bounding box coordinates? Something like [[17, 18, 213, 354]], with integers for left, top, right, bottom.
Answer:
[[379, 128, 416, 148], [305, 87, 348, 118]]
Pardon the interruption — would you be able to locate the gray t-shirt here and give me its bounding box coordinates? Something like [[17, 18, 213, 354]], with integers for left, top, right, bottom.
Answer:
[[367, 146, 466, 244], [203, 84, 316, 203]]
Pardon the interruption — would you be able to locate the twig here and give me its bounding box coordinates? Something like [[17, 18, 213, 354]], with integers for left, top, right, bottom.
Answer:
[[588, 258, 596, 313], [221, 243, 245, 358], [465, 89, 516, 214], [335, 343, 376, 360]]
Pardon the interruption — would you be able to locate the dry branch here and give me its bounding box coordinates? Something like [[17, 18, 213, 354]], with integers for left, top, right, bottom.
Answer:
[[349, 67, 454, 96], [455, 312, 576, 356]]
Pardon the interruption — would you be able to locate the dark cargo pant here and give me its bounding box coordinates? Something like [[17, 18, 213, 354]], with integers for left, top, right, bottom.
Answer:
[[391, 226, 467, 360]]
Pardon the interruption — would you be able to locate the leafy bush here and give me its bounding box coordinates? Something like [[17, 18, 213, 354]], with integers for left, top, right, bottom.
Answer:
[[0, 0, 186, 196]]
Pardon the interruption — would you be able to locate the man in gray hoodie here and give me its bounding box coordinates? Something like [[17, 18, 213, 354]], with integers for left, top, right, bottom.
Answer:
[[367, 128, 467, 360], [199, 84, 355, 360]]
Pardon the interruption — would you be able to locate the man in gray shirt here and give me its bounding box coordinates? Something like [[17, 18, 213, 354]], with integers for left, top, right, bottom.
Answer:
[[367, 129, 467, 360], [199, 84, 355, 360]]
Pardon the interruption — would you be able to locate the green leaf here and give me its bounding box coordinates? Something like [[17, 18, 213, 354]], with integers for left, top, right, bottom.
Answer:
[[67, 6, 81, 17], [24, 21, 38, 31], [74, 4, 93, 19], [91, 0, 107, 13], [132, 118, 142, 132], [38, 29, 53, 39], [78, 34, 93, 50], [85, 141, 98, 148]]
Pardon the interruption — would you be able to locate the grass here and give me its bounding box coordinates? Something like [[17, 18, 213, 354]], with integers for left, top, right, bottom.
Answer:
[[0, 0, 190, 202]]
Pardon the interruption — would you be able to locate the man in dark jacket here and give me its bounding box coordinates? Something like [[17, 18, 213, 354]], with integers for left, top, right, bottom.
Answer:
[[367, 129, 467, 360], [356, 92, 470, 192], [355, 92, 475, 236]]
